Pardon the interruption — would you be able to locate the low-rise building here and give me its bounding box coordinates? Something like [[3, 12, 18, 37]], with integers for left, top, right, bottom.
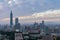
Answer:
[[15, 32, 23, 40], [22, 32, 29, 40]]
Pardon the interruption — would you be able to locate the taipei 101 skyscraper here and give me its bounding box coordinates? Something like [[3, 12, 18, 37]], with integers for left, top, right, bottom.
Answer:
[[10, 11, 13, 28]]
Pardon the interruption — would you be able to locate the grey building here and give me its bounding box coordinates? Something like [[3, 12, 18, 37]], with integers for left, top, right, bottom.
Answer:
[[15, 18, 20, 32], [42, 34, 53, 40]]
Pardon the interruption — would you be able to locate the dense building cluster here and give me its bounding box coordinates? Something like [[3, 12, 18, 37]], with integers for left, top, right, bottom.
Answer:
[[0, 11, 60, 40]]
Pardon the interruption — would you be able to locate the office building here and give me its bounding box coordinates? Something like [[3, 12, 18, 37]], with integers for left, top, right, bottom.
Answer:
[[15, 18, 20, 32], [10, 11, 13, 28]]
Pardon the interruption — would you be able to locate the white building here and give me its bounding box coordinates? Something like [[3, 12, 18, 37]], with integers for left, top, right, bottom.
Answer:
[[15, 32, 23, 40]]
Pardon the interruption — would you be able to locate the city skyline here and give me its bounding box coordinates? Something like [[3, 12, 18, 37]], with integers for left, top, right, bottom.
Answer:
[[0, 0, 60, 24]]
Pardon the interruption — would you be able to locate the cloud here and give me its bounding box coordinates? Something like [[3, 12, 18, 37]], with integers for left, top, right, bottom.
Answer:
[[0, 9, 60, 23], [0, 2, 3, 9], [0, 0, 60, 24], [31, 9, 60, 21], [3, 0, 60, 16], [32, 9, 60, 18], [7, 0, 25, 7]]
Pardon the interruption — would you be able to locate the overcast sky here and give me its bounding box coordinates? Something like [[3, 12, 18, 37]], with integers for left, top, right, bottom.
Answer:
[[0, 0, 60, 24]]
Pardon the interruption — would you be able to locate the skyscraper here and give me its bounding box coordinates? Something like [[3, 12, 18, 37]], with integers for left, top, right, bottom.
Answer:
[[42, 20, 45, 32], [10, 11, 13, 27], [15, 18, 20, 32], [15, 18, 19, 25], [42, 20, 44, 25]]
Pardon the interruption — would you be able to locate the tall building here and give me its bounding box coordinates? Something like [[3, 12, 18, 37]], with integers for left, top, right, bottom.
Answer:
[[34, 22, 38, 29], [40, 20, 45, 33], [15, 18, 19, 25], [42, 20, 44, 25], [10, 11, 13, 27], [42, 20, 44, 31], [15, 18, 20, 32]]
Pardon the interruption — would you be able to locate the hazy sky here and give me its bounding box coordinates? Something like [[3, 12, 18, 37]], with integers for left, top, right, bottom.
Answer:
[[0, 0, 60, 24]]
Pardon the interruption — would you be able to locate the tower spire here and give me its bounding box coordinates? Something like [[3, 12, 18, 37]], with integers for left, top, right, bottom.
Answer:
[[10, 10, 13, 27]]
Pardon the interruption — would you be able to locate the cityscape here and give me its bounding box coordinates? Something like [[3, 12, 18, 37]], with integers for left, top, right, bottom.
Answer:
[[0, 0, 60, 40], [0, 11, 60, 40]]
